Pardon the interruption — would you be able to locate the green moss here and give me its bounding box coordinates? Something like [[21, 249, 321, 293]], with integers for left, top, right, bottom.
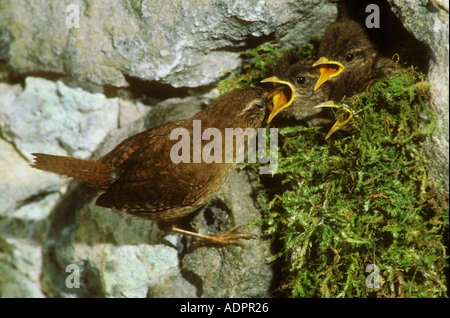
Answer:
[[219, 43, 448, 298], [217, 45, 282, 94], [217, 38, 320, 94]]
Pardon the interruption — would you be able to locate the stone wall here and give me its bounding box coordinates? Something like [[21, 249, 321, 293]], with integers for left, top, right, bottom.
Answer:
[[0, 0, 447, 297]]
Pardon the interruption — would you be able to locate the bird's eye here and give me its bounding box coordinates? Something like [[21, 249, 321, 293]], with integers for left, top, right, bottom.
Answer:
[[253, 100, 264, 109], [345, 53, 355, 62], [296, 76, 306, 85]]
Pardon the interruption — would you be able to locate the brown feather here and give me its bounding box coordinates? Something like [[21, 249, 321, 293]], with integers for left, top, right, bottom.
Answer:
[[31, 153, 114, 188], [318, 20, 399, 102], [270, 51, 334, 125], [31, 86, 269, 223]]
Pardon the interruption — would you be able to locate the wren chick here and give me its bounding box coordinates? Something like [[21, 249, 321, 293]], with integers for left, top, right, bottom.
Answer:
[[261, 51, 334, 127], [326, 0, 429, 71], [313, 19, 398, 102], [308, 18, 399, 139], [31, 86, 287, 245]]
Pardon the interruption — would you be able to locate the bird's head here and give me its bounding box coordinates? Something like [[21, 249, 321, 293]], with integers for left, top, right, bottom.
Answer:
[[261, 51, 333, 125], [204, 86, 270, 130], [313, 20, 379, 91]]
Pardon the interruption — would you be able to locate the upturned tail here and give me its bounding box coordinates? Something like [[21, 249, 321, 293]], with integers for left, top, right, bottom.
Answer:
[[31, 153, 114, 188]]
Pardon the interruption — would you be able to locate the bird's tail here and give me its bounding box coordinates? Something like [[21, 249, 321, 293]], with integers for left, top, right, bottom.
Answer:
[[31, 153, 114, 188]]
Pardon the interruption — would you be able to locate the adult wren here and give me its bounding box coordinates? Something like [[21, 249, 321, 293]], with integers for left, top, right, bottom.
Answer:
[[31, 85, 288, 245]]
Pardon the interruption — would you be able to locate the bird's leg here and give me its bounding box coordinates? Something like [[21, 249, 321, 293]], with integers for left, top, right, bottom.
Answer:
[[158, 222, 252, 246]]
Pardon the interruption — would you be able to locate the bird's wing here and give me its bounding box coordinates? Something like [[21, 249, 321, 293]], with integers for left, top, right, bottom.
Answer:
[[98, 121, 183, 169], [96, 121, 233, 220], [95, 161, 231, 218]]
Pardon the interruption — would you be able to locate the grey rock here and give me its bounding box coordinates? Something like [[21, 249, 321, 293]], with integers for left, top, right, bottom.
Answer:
[[0, 77, 118, 160], [0, 0, 448, 298], [0, 77, 149, 160], [0, 77, 148, 297], [0, 137, 64, 216], [0, 186, 56, 298], [0, 0, 336, 88], [182, 169, 273, 298], [147, 273, 198, 298], [0, 263, 45, 298], [388, 0, 449, 188], [0, 78, 147, 215], [38, 178, 182, 298]]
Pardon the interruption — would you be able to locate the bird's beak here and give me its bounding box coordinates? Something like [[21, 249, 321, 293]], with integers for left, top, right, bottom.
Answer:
[[261, 76, 296, 123], [312, 57, 345, 91], [314, 101, 354, 140]]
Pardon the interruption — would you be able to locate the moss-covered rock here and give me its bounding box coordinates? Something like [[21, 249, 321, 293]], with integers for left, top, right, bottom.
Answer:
[[219, 39, 448, 297], [263, 68, 448, 297]]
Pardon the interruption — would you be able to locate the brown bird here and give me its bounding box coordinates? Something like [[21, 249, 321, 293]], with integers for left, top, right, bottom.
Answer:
[[313, 19, 398, 102], [329, 0, 388, 47], [261, 50, 334, 127], [31, 85, 288, 245], [326, 0, 430, 71], [308, 16, 400, 139]]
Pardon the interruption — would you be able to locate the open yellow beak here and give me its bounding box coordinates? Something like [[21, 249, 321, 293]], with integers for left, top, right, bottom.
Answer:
[[314, 101, 354, 140], [261, 76, 296, 123], [312, 57, 345, 91]]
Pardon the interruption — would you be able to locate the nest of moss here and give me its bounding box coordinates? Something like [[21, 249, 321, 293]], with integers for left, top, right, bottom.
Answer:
[[218, 43, 449, 298]]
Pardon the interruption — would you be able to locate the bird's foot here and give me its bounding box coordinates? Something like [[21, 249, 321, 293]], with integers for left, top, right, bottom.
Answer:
[[162, 224, 252, 246], [199, 226, 253, 246]]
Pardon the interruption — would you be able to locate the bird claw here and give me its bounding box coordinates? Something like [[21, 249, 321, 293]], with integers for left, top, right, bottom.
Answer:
[[201, 227, 253, 246], [165, 224, 252, 247]]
